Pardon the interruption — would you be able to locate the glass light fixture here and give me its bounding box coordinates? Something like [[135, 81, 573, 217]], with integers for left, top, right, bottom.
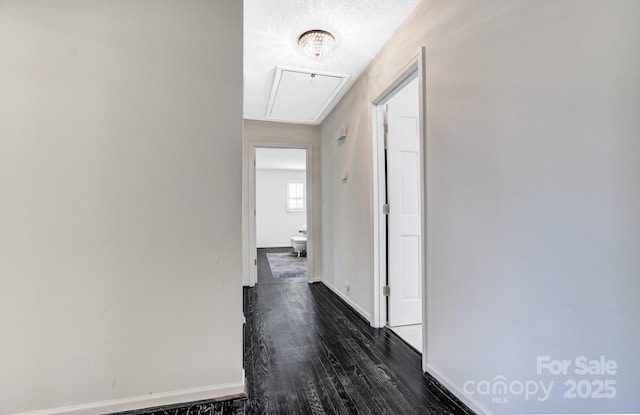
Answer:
[[298, 30, 336, 58]]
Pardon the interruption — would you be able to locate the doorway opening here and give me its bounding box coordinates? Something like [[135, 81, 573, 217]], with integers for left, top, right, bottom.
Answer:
[[248, 145, 314, 286], [371, 49, 427, 367]]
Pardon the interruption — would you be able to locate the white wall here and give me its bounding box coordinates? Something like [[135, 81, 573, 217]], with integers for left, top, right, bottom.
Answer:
[[321, 1, 640, 414], [242, 120, 322, 284], [256, 169, 307, 248], [0, 1, 244, 414]]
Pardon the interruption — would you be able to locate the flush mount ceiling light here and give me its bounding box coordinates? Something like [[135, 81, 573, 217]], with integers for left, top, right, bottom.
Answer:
[[298, 29, 336, 58]]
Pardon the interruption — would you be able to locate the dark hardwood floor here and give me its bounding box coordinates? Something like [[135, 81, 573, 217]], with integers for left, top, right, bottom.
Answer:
[[243, 249, 475, 414], [110, 398, 245, 415], [113, 248, 474, 415]]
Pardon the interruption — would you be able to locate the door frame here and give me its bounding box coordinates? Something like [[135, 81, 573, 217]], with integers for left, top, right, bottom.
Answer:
[[371, 47, 427, 367], [248, 142, 314, 286]]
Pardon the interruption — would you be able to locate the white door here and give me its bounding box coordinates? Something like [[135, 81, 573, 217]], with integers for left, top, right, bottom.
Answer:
[[386, 76, 422, 327]]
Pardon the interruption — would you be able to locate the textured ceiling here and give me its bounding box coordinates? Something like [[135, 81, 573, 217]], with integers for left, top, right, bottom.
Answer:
[[244, 0, 421, 125]]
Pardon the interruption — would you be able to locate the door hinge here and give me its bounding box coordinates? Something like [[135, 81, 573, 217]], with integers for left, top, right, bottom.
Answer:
[[383, 124, 389, 149], [383, 285, 390, 296], [254, 259, 257, 266], [382, 204, 390, 215]]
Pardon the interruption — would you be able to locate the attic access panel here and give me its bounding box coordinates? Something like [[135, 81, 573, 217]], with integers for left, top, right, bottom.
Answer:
[[266, 66, 350, 124]]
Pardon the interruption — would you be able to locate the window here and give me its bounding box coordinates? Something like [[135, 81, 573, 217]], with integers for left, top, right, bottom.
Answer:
[[287, 180, 305, 212]]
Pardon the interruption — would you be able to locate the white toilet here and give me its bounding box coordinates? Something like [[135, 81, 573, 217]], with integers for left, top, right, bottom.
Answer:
[[291, 225, 307, 257]]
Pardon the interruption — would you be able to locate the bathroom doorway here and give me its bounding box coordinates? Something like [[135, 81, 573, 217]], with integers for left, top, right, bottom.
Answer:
[[371, 49, 427, 364], [248, 145, 313, 286], [383, 74, 422, 351]]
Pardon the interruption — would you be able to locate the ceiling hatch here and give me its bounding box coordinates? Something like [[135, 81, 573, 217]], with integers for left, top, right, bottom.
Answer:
[[266, 66, 350, 125]]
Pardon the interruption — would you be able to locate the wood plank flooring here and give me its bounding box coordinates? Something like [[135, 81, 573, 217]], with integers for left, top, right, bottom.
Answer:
[[110, 248, 473, 415], [243, 248, 475, 414], [110, 398, 245, 415]]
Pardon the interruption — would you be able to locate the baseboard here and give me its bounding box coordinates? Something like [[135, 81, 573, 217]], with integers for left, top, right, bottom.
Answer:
[[320, 280, 371, 322], [425, 364, 491, 415], [256, 245, 291, 249], [11, 380, 246, 415]]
